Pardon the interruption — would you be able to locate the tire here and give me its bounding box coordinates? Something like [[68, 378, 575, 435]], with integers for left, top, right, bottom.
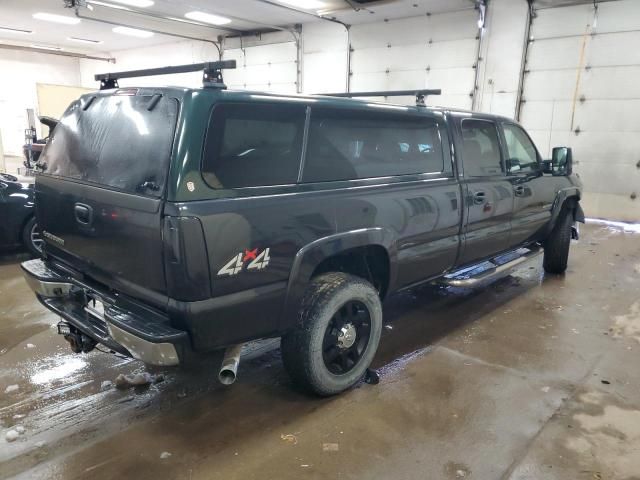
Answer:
[[281, 272, 383, 396], [22, 216, 43, 257], [543, 210, 572, 274]]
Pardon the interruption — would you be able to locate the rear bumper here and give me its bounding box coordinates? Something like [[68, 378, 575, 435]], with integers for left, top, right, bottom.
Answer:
[[21, 259, 187, 366]]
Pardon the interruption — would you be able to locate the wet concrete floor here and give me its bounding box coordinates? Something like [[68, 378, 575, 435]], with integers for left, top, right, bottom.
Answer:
[[1, 221, 639, 479]]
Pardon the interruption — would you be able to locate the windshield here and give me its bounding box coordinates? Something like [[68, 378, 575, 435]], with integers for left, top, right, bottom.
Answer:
[[40, 94, 178, 197]]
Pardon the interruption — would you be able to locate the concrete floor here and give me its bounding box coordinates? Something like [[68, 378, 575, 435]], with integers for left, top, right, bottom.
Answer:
[[1, 222, 639, 480]]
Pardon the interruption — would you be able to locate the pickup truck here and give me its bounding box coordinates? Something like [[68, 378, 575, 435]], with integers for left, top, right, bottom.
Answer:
[[22, 61, 584, 396]]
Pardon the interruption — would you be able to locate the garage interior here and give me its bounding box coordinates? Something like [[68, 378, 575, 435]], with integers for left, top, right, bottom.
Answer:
[[1, 0, 639, 479]]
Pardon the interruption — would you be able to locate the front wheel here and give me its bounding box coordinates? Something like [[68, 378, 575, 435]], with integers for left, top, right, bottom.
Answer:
[[543, 210, 572, 274], [22, 216, 43, 257], [281, 272, 383, 396]]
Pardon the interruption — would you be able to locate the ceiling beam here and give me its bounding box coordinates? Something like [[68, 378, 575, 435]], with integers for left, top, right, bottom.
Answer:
[[0, 43, 115, 62]]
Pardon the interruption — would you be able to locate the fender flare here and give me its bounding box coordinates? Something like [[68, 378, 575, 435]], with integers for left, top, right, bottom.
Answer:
[[280, 228, 397, 332], [547, 187, 583, 234]]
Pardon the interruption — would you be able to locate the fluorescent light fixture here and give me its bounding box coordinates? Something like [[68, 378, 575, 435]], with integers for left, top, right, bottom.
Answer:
[[32, 44, 64, 51], [184, 11, 231, 25], [33, 12, 81, 25], [110, 0, 154, 7], [0, 26, 33, 35], [68, 36, 103, 44], [88, 1, 131, 10], [112, 26, 154, 38], [277, 0, 326, 9]]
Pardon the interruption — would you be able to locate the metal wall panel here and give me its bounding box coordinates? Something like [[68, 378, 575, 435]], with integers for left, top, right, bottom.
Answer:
[[520, 0, 640, 220], [349, 9, 479, 110], [223, 41, 297, 93]]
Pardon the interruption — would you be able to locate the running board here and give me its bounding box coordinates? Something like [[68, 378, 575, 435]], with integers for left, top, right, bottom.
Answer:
[[441, 246, 543, 287]]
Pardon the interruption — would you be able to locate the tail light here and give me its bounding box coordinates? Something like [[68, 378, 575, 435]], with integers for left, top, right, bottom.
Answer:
[[163, 216, 211, 301]]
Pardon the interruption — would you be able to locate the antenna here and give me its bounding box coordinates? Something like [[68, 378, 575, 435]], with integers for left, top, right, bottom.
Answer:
[[94, 60, 237, 90], [319, 89, 441, 107]]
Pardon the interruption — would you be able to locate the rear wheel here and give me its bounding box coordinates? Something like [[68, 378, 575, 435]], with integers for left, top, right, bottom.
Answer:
[[543, 210, 572, 274], [22, 216, 43, 257], [281, 272, 382, 396]]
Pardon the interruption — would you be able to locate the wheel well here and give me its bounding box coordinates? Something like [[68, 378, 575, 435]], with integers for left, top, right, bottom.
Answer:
[[20, 214, 35, 244], [311, 245, 390, 298], [563, 196, 578, 211]]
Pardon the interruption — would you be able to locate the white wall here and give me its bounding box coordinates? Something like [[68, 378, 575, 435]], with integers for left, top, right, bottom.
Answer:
[[476, 0, 529, 118], [302, 22, 348, 94], [0, 50, 81, 157]]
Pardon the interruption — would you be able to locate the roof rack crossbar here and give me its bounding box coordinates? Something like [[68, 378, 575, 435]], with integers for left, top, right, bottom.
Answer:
[[95, 60, 237, 90], [319, 89, 441, 107]]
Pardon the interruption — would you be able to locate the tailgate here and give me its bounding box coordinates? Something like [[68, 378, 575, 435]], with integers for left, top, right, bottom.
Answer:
[[36, 92, 178, 304]]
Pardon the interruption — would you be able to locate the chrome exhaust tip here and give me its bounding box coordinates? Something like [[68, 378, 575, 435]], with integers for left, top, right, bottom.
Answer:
[[218, 344, 243, 385]]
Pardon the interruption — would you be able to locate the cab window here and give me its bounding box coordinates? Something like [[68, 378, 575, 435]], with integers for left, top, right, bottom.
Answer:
[[502, 123, 540, 174], [460, 119, 503, 177]]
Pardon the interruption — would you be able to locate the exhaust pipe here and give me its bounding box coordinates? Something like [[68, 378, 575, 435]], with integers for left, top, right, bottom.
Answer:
[[218, 344, 244, 385]]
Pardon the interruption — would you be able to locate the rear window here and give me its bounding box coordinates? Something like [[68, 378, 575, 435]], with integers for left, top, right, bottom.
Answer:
[[41, 94, 178, 197], [202, 103, 306, 189], [302, 109, 446, 183]]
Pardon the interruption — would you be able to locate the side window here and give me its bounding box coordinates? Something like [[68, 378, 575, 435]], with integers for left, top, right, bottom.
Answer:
[[460, 119, 503, 177], [202, 103, 305, 189], [302, 109, 448, 183], [502, 123, 540, 174]]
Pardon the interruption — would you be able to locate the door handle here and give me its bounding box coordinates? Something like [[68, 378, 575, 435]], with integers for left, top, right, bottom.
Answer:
[[472, 190, 486, 205], [74, 203, 93, 225], [514, 185, 525, 197]]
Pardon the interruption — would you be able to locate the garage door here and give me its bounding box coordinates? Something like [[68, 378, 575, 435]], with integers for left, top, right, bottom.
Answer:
[[223, 41, 298, 94], [349, 8, 480, 109], [519, 0, 640, 221]]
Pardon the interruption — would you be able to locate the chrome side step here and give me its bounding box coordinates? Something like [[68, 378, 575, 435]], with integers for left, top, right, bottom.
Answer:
[[442, 246, 543, 287]]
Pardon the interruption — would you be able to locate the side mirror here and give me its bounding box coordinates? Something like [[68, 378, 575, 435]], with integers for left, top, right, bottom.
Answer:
[[551, 147, 573, 176]]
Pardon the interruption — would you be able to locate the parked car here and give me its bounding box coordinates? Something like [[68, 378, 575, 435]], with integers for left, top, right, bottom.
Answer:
[[21, 63, 584, 396], [0, 172, 42, 256]]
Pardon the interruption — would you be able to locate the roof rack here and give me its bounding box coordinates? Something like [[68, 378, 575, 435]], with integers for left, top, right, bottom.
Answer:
[[94, 60, 237, 90], [319, 89, 441, 107]]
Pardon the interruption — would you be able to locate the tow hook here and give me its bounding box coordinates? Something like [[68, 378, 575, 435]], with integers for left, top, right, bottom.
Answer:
[[57, 321, 97, 353]]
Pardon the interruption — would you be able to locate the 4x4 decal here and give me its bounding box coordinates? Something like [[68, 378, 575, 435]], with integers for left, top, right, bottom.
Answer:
[[217, 248, 271, 276]]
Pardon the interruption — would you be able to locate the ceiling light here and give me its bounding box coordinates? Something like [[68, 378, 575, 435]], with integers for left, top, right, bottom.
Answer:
[[32, 44, 64, 51], [184, 11, 231, 25], [33, 12, 81, 25], [68, 36, 103, 44], [88, 1, 131, 10], [109, 0, 154, 7], [277, 0, 326, 9], [0, 26, 33, 35], [112, 26, 154, 38]]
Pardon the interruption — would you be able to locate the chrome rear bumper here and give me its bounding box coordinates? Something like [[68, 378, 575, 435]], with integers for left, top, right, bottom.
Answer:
[[21, 259, 185, 366]]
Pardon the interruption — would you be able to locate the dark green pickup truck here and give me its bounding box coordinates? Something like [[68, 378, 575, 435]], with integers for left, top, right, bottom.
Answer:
[[22, 61, 583, 396]]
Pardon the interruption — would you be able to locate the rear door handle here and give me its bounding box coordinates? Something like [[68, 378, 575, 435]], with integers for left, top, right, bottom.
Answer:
[[514, 185, 525, 197], [472, 190, 486, 205], [74, 203, 93, 225]]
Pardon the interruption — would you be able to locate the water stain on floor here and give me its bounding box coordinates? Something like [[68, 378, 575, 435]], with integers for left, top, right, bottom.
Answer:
[[566, 393, 640, 479], [611, 301, 640, 344]]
